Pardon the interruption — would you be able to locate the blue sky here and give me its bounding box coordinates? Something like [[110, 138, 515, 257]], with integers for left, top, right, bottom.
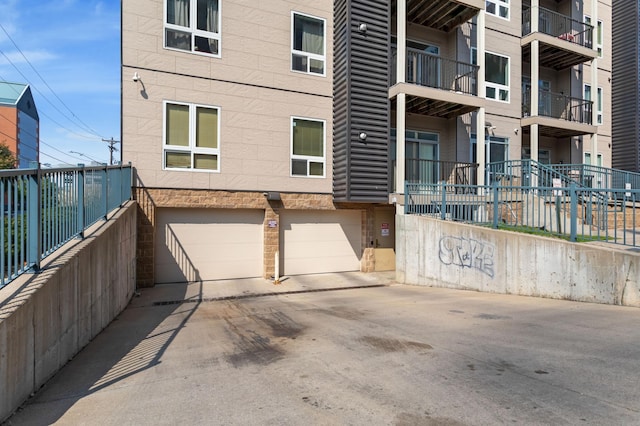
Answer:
[[0, 0, 120, 166]]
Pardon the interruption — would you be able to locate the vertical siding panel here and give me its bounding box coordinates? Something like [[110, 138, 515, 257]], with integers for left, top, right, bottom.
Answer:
[[333, 0, 390, 202], [612, 0, 640, 172]]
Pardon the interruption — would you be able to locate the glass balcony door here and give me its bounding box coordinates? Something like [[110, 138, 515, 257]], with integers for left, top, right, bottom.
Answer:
[[391, 129, 440, 185], [407, 40, 440, 88]]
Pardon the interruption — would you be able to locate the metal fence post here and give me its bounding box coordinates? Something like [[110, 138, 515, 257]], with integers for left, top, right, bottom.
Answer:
[[125, 163, 133, 201], [118, 164, 124, 206], [493, 180, 499, 229], [102, 167, 108, 220], [27, 168, 41, 271], [404, 181, 408, 215], [77, 168, 85, 238], [440, 181, 447, 220], [570, 183, 577, 242]]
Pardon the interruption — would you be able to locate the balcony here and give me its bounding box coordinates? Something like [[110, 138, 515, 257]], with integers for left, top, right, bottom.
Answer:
[[522, 6, 597, 70], [392, 0, 482, 32], [522, 88, 596, 137], [390, 49, 483, 118]]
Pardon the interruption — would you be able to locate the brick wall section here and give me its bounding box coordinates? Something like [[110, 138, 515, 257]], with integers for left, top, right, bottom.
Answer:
[[264, 206, 280, 279], [362, 207, 376, 272], [134, 187, 380, 287], [0, 108, 18, 154]]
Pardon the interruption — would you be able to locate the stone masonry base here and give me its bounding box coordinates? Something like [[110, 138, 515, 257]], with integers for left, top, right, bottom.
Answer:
[[134, 187, 391, 287]]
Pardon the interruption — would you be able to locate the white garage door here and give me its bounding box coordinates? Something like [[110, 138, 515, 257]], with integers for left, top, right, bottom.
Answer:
[[155, 208, 263, 284], [280, 210, 362, 276]]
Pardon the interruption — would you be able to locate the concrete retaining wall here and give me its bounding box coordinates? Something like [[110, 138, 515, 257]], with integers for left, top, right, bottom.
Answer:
[[397, 215, 640, 307], [0, 202, 137, 422]]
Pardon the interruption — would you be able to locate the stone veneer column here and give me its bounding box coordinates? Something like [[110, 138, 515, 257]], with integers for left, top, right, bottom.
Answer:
[[360, 207, 375, 272], [263, 205, 280, 279]]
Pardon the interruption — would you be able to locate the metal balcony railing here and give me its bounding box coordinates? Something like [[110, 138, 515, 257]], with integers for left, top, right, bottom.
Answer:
[[405, 180, 640, 248], [487, 160, 640, 193], [522, 6, 594, 49], [393, 159, 478, 189], [522, 88, 593, 124], [391, 49, 479, 96], [1, 164, 133, 288]]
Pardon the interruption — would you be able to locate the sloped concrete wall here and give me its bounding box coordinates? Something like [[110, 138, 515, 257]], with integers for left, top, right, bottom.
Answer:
[[0, 202, 136, 422], [397, 215, 640, 307]]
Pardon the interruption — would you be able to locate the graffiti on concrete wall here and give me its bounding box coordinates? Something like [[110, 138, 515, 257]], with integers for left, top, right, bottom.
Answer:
[[438, 236, 495, 278]]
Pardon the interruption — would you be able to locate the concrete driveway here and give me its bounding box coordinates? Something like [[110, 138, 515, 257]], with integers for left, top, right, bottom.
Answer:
[[4, 272, 640, 425]]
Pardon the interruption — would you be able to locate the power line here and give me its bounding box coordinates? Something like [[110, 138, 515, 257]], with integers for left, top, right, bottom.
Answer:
[[0, 64, 104, 142], [0, 110, 106, 158], [0, 22, 104, 139], [38, 151, 74, 165], [0, 114, 104, 165]]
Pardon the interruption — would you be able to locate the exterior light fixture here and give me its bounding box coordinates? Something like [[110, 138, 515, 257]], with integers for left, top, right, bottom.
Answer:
[[359, 132, 368, 141]]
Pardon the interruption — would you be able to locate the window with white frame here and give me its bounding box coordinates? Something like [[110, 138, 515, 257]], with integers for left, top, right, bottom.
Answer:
[[584, 152, 603, 167], [291, 117, 325, 177], [485, 52, 510, 102], [486, 0, 509, 20], [584, 15, 603, 57], [584, 152, 604, 187], [165, 0, 220, 56], [291, 12, 326, 76], [584, 84, 603, 125], [164, 101, 220, 171]]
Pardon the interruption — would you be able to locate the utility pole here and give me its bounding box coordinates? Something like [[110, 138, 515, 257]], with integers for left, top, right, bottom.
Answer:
[[102, 137, 120, 165]]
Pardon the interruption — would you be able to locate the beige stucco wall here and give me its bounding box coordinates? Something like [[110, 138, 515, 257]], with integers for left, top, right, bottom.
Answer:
[[122, 0, 334, 193]]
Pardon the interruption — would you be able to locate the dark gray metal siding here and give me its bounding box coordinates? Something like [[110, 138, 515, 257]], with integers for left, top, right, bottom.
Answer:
[[333, 0, 390, 202], [612, 0, 640, 172]]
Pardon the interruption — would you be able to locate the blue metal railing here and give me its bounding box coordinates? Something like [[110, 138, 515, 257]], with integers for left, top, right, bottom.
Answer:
[[406, 181, 639, 248], [1, 164, 132, 287], [487, 160, 640, 191]]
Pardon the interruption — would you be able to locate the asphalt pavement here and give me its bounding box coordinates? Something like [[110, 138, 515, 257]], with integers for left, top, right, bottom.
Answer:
[[4, 271, 640, 425]]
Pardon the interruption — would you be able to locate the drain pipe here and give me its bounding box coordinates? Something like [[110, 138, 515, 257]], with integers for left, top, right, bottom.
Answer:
[[273, 251, 281, 285]]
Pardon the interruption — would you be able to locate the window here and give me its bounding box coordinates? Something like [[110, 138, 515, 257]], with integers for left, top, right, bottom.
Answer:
[[405, 131, 439, 184], [291, 117, 325, 177], [291, 12, 326, 76], [485, 52, 510, 102], [164, 101, 220, 171], [584, 84, 603, 125], [486, 0, 509, 20], [165, 0, 220, 56], [522, 76, 551, 116], [584, 16, 603, 57], [584, 152, 604, 188], [472, 134, 509, 184], [584, 152, 603, 167]]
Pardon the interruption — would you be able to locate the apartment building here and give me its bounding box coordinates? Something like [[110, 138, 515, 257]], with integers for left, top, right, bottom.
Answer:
[[0, 81, 39, 168], [386, 0, 610, 196], [611, 0, 640, 173], [122, 0, 397, 287], [121, 0, 610, 286]]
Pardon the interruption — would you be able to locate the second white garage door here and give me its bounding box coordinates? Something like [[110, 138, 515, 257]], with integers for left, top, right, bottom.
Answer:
[[280, 210, 362, 276], [155, 208, 264, 284]]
